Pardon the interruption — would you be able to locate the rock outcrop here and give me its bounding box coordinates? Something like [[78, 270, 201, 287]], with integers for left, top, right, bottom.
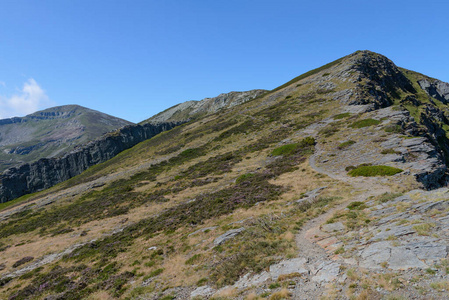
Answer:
[[418, 79, 449, 104], [348, 51, 415, 108], [0, 122, 179, 203], [143, 89, 267, 124]]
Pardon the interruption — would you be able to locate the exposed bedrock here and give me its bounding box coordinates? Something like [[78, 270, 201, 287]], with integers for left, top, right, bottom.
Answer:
[[0, 122, 180, 203]]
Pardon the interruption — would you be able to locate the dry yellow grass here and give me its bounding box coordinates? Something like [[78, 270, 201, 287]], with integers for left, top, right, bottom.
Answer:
[[269, 288, 291, 300], [213, 287, 238, 298], [246, 292, 261, 300], [86, 290, 116, 300]]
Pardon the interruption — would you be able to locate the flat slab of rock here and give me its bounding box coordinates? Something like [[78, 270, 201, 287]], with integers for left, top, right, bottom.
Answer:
[[269, 257, 308, 280], [321, 222, 345, 233], [311, 262, 341, 283], [368, 225, 415, 242], [191, 286, 215, 298], [296, 186, 327, 204], [213, 227, 245, 246], [359, 241, 428, 270], [233, 271, 270, 289], [188, 226, 217, 237]]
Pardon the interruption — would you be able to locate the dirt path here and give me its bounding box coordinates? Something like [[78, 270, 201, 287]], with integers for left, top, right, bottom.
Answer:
[[291, 140, 392, 297]]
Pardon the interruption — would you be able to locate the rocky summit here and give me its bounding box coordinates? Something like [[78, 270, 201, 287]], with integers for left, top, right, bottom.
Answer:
[[2, 50, 449, 299]]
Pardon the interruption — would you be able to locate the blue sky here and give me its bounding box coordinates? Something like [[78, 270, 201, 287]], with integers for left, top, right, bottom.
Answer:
[[0, 1, 448, 122]]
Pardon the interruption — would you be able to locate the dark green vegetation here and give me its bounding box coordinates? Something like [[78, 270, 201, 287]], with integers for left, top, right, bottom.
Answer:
[[381, 149, 401, 155], [334, 112, 351, 119], [271, 138, 315, 156], [272, 144, 300, 156], [347, 201, 367, 210], [337, 140, 356, 149], [384, 124, 403, 133], [0, 145, 210, 238], [348, 165, 403, 177], [349, 119, 381, 128]]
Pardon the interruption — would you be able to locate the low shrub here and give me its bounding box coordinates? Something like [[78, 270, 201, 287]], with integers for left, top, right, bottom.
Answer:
[[148, 268, 164, 278], [334, 112, 351, 119], [235, 173, 255, 184], [337, 140, 356, 149], [185, 254, 201, 265], [347, 201, 367, 210], [271, 137, 315, 157], [350, 119, 381, 128], [319, 126, 339, 137], [348, 165, 403, 177], [384, 124, 402, 133], [272, 143, 299, 156], [12, 256, 34, 268], [380, 149, 401, 155]]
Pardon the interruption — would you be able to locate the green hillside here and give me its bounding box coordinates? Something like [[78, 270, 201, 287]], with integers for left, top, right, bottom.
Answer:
[[2, 51, 449, 299]]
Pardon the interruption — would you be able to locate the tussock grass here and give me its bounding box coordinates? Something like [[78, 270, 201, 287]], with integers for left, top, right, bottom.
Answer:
[[376, 192, 403, 203]]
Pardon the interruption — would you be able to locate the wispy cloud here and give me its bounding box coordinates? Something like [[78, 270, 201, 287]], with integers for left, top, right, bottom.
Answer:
[[0, 79, 54, 119]]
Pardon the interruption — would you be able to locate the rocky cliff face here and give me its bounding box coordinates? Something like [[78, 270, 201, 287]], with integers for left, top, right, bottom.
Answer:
[[0, 122, 179, 203]]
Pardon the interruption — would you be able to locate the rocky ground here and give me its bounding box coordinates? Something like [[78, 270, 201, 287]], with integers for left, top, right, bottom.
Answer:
[[186, 105, 449, 299], [2, 51, 449, 300]]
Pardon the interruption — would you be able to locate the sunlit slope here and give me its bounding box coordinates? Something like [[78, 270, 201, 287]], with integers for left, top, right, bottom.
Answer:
[[1, 51, 449, 299]]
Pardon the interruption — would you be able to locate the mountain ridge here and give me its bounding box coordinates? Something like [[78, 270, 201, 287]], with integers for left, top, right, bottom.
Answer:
[[2, 50, 449, 299], [143, 89, 267, 124]]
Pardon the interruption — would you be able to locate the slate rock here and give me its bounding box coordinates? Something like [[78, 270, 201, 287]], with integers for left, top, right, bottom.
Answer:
[[233, 272, 270, 289], [191, 286, 215, 298], [359, 241, 427, 270], [311, 262, 341, 282], [213, 228, 245, 246], [269, 257, 309, 280], [321, 222, 345, 233]]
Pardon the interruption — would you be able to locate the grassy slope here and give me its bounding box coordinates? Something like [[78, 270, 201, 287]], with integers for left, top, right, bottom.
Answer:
[[0, 55, 354, 299], [2, 52, 448, 299]]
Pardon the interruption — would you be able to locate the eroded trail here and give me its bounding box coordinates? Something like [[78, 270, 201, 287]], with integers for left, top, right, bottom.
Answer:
[[290, 139, 392, 298]]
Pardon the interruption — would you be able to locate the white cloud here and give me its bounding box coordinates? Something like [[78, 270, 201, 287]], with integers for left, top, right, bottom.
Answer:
[[0, 79, 54, 119]]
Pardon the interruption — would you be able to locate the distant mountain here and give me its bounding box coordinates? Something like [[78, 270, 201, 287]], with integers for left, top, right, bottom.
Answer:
[[143, 89, 267, 124], [0, 105, 133, 172]]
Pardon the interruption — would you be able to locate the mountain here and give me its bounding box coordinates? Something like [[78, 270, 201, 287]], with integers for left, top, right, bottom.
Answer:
[[142, 89, 267, 124], [2, 51, 449, 299], [0, 105, 133, 172]]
